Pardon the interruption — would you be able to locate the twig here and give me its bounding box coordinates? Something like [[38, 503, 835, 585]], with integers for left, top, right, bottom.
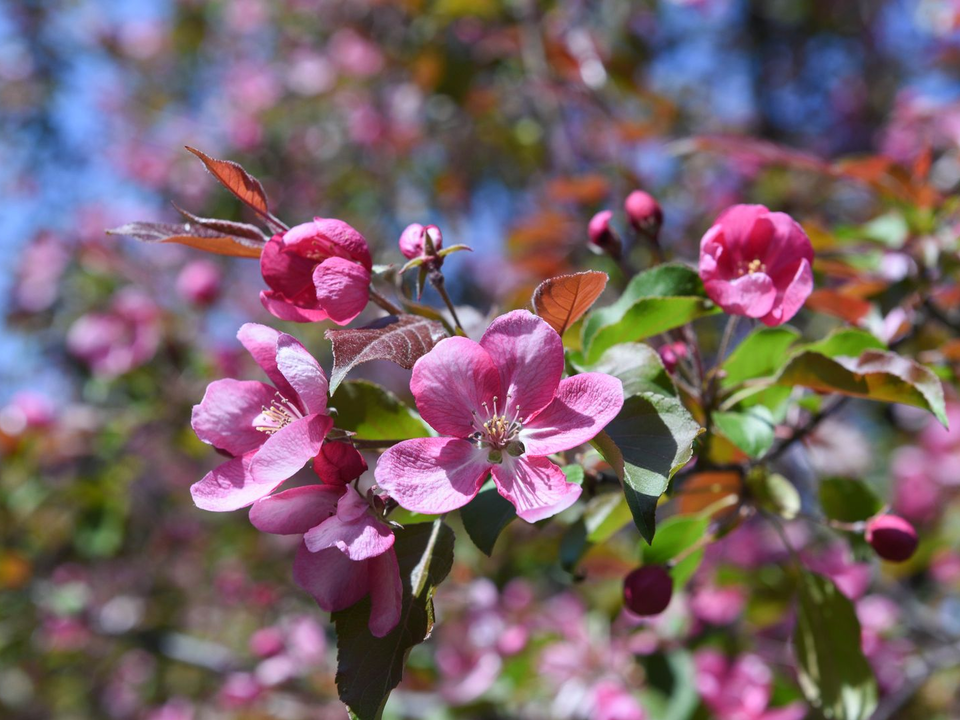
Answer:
[[369, 287, 404, 316]]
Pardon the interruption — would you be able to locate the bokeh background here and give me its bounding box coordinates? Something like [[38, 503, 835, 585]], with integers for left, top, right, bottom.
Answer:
[[3, 1, 960, 718]]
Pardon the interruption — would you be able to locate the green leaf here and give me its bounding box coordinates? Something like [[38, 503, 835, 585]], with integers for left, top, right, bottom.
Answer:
[[712, 406, 776, 458], [819, 478, 882, 523], [775, 349, 948, 426], [593, 393, 703, 543], [794, 572, 878, 720], [584, 492, 633, 543], [562, 464, 586, 485], [747, 471, 800, 519], [803, 328, 886, 359], [559, 518, 589, 573], [459, 478, 514, 556], [641, 515, 708, 587], [581, 264, 718, 363], [331, 381, 431, 440], [334, 521, 455, 720], [573, 342, 677, 398], [862, 212, 908, 248], [721, 327, 800, 386]]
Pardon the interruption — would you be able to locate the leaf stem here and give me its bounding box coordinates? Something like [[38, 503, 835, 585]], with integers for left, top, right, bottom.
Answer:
[[429, 270, 465, 335], [369, 287, 404, 316]]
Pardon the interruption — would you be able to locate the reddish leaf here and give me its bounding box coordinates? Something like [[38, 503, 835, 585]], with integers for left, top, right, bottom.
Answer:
[[185, 146, 287, 231], [172, 203, 270, 242], [326, 314, 448, 393], [533, 270, 608, 336], [107, 221, 264, 259], [806, 289, 872, 325]]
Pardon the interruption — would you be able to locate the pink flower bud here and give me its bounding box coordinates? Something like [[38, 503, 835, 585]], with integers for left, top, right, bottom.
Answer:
[[623, 565, 673, 616], [313, 441, 368, 485], [588, 210, 622, 258], [658, 341, 688, 374], [177, 259, 222, 306], [866, 514, 918, 563], [399, 223, 443, 260], [624, 190, 663, 237]]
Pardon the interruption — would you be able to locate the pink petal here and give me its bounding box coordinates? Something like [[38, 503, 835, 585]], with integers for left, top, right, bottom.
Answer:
[[237, 323, 297, 399], [259, 291, 330, 323], [249, 414, 333, 487], [275, 333, 328, 414], [762, 211, 814, 277], [521, 373, 624, 456], [761, 258, 813, 327], [313, 257, 371, 326], [313, 441, 368, 485], [303, 488, 395, 560], [260, 234, 318, 301], [374, 437, 491, 514], [293, 544, 369, 612], [248, 485, 342, 535], [367, 550, 402, 637], [704, 272, 776, 319], [411, 337, 501, 438], [492, 455, 581, 523], [713, 204, 768, 242], [191, 379, 275, 456], [191, 452, 281, 512], [480, 310, 564, 418], [284, 218, 372, 270]]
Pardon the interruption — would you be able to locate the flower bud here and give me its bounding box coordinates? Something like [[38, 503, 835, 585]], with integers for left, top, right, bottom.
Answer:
[[313, 441, 368, 485], [866, 514, 918, 563], [623, 565, 673, 616], [588, 210, 622, 259], [177, 259, 222, 306], [399, 223, 443, 260], [624, 190, 663, 239], [658, 341, 688, 374]]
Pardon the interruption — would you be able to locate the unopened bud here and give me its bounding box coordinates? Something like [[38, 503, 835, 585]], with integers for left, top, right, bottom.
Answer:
[[623, 565, 673, 616], [588, 210, 622, 259], [399, 223, 443, 260], [658, 341, 688, 374], [624, 190, 663, 241], [866, 514, 918, 563], [313, 441, 368, 485]]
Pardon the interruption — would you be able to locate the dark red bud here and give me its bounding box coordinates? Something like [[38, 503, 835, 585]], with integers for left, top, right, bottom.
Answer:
[[313, 441, 368, 485], [588, 210, 622, 259], [624, 190, 663, 240], [866, 514, 918, 563], [623, 565, 673, 616]]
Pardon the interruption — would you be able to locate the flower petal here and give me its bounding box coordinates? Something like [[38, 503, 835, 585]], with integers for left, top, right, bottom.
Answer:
[[492, 454, 581, 523], [284, 218, 373, 270], [704, 273, 776, 319], [761, 258, 813, 327], [480, 310, 563, 418], [191, 452, 281, 512], [313, 441, 368, 485], [276, 333, 328, 414], [260, 234, 318, 301], [367, 550, 402, 637], [248, 485, 342, 535], [249, 414, 333, 487], [375, 437, 490, 514], [259, 291, 330, 323], [191, 379, 276, 456], [303, 488, 395, 560], [411, 337, 501, 437], [313, 257, 371, 326], [293, 544, 369, 612], [237, 323, 297, 399], [521, 373, 624, 456]]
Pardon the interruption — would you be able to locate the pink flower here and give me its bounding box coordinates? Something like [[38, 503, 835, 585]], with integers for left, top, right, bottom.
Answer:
[[249, 483, 402, 637], [699, 205, 814, 326], [190, 323, 334, 512], [591, 679, 646, 720], [177, 259, 222, 306], [375, 310, 623, 522], [399, 223, 443, 260], [695, 650, 806, 720], [259, 218, 372, 324], [66, 288, 161, 377]]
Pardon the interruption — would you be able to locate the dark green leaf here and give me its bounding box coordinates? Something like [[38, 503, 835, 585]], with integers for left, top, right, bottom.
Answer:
[[775, 349, 947, 426], [559, 518, 588, 573], [331, 381, 431, 441], [593, 393, 703, 543], [721, 327, 800, 386], [334, 521, 455, 720], [793, 572, 878, 720], [712, 406, 776, 458], [819, 478, 882, 523], [460, 478, 514, 556], [573, 342, 677, 398], [641, 515, 708, 586], [581, 264, 718, 363]]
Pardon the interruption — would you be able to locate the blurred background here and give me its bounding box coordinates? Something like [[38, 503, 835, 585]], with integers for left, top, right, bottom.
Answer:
[[3, 1, 960, 718]]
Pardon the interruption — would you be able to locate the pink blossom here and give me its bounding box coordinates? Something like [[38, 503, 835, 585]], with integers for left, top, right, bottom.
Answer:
[[66, 288, 161, 377], [399, 223, 443, 260], [259, 218, 372, 324], [249, 483, 402, 637], [591, 679, 646, 720], [176, 259, 222, 306], [695, 650, 806, 720], [190, 323, 333, 512], [689, 583, 746, 625], [375, 310, 623, 522], [699, 204, 814, 326]]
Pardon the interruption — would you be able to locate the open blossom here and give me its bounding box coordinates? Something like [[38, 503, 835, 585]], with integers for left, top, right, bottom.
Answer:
[[699, 204, 814, 326], [66, 288, 161, 378], [250, 483, 401, 637], [260, 218, 372, 324], [190, 323, 333, 512], [375, 310, 623, 522], [695, 650, 806, 720]]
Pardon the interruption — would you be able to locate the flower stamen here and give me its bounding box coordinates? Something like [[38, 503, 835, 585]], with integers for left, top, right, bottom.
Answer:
[[254, 393, 304, 434]]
